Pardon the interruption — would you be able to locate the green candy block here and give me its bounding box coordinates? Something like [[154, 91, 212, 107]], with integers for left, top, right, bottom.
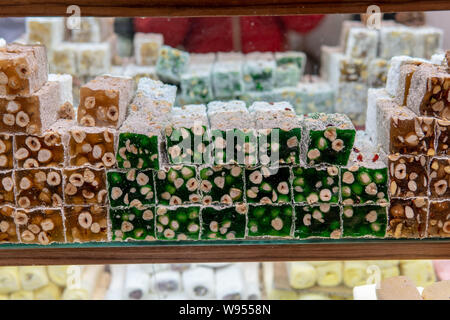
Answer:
[[156, 45, 190, 83], [212, 60, 244, 99], [242, 53, 275, 92], [292, 166, 340, 204], [110, 207, 155, 241], [180, 67, 214, 103], [116, 132, 159, 170], [211, 128, 258, 166], [155, 165, 201, 205], [258, 127, 302, 165], [107, 169, 155, 208], [199, 165, 244, 205], [342, 205, 387, 238], [166, 125, 211, 164], [302, 113, 356, 166], [247, 204, 293, 238], [200, 205, 247, 240], [275, 51, 306, 71], [274, 64, 300, 88], [341, 167, 389, 205], [245, 166, 292, 204], [155, 205, 200, 240], [294, 204, 341, 239]]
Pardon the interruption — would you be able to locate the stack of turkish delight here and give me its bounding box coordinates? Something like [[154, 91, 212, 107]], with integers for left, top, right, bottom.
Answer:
[[368, 50, 450, 239]]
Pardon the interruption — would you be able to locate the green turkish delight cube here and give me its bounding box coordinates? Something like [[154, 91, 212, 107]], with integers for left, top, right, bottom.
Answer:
[[180, 65, 213, 103], [107, 169, 156, 208], [110, 206, 156, 241], [294, 204, 341, 239], [289, 82, 335, 114], [155, 165, 201, 205], [242, 52, 275, 92], [341, 167, 388, 205], [199, 165, 244, 205], [302, 113, 356, 166], [116, 132, 160, 169], [275, 51, 306, 72], [247, 204, 293, 238], [212, 59, 244, 99], [245, 166, 292, 204], [155, 205, 200, 240], [200, 204, 247, 240], [274, 64, 300, 88], [156, 45, 190, 83], [292, 166, 340, 204], [342, 205, 387, 238]]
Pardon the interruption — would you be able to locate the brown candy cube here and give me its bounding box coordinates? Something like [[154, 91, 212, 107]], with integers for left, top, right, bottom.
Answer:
[[0, 206, 18, 243], [428, 200, 450, 237], [0, 133, 13, 169], [14, 132, 64, 168], [387, 197, 428, 238], [64, 205, 108, 243], [64, 167, 107, 205], [388, 154, 429, 198], [436, 119, 450, 155], [14, 168, 63, 208], [429, 157, 450, 199], [14, 208, 65, 244], [0, 170, 15, 206]]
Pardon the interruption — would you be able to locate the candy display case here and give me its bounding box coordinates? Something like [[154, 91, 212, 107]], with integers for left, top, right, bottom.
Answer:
[[1, 1, 450, 267]]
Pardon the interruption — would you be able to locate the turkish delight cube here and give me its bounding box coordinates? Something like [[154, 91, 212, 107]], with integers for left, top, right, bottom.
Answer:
[[180, 64, 213, 104], [250, 101, 301, 165], [14, 132, 64, 168], [75, 42, 111, 77], [292, 82, 335, 114], [64, 205, 108, 242], [428, 200, 450, 237], [292, 166, 340, 205], [367, 58, 389, 88], [134, 32, 163, 66], [15, 168, 63, 208], [379, 26, 415, 59], [49, 73, 74, 113], [429, 157, 450, 199], [394, 63, 421, 106], [387, 197, 428, 238], [0, 82, 60, 135], [335, 82, 368, 127], [107, 169, 155, 208], [15, 208, 65, 244], [412, 26, 443, 59], [239, 90, 276, 107], [436, 119, 450, 155], [64, 167, 107, 205], [245, 166, 291, 204], [156, 45, 190, 84], [200, 205, 247, 240], [302, 113, 356, 166], [294, 204, 341, 239], [0, 171, 15, 206], [275, 51, 306, 73], [247, 204, 293, 238], [0, 133, 13, 169], [342, 205, 387, 238], [155, 205, 200, 240], [67, 126, 116, 168], [366, 88, 391, 144], [242, 52, 275, 92], [199, 165, 244, 205], [212, 57, 244, 99], [329, 53, 368, 84], [25, 17, 64, 49], [274, 64, 300, 88], [49, 42, 77, 75], [0, 206, 18, 243], [385, 55, 428, 97], [123, 64, 158, 84], [320, 45, 342, 81], [0, 44, 48, 97], [388, 154, 429, 198], [110, 206, 156, 241], [376, 99, 436, 155], [155, 165, 201, 205], [77, 75, 134, 128], [345, 27, 379, 60]]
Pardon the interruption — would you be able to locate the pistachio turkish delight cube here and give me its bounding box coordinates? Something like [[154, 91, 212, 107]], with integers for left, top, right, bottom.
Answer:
[[155, 165, 201, 205], [294, 204, 341, 239], [288, 82, 335, 114], [155, 205, 200, 240], [0, 206, 18, 243], [15, 168, 63, 208], [249, 101, 302, 165], [0, 171, 15, 206], [77, 75, 135, 128], [274, 64, 300, 88], [388, 154, 429, 198], [64, 167, 107, 205], [107, 169, 155, 208], [180, 64, 214, 104], [245, 166, 291, 204], [64, 205, 109, 242], [436, 119, 450, 155], [165, 104, 211, 165], [428, 200, 450, 237], [345, 27, 379, 60], [247, 204, 293, 238], [291, 166, 340, 205], [199, 165, 244, 205], [242, 52, 275, 92], [387, 197, 428, 238], [275, 51, 306, 73], [367, 58, 389, 88], [156, 45, 190, 84], [134, 32, 163, 66], [379, 26, 416, 59], [302, 113, 356, 166], [342, 205, 387, 238], [110, 206, 156, 241], [429, 157, 450, 199], [212, 56, 244, 99], [200, 204, 247, 240], [0, 134, 13, 170], [14, 132, 64, 168], [15, 208, 65, 244]]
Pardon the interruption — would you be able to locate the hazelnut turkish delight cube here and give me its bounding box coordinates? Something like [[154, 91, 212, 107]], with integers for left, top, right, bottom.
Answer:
[[107, 169, 155, 208], [155, 165, 201, 205], [64, 167, 107, 205], [436, 119, 450, 155], [14, 168, 63, 208], [77, 75, 134, 128], [0, 134, 13, 169], [200, 205, 247, 240], [0, 171, 15, 206], [388, 154, 429, 198], [15, 208, 65, 245], [429, 157, 450, 199], [14, 132, 64, 168], [428, 200, 450, 237], [155, 205, 200, 241], [0, 206, 18, 243], [387, 197, 428, 238], [245, 166, 291, 204], [199, 165, 244, 205], [247, 204, 293, 238], [110, 206, 156, 241], [0, 43, 48, 96], [294, 204, 341, 239], [342, 205, 387, 238], [64, 205, 108, 242]]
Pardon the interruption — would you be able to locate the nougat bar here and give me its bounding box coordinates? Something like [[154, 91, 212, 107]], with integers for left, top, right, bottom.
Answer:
[[388, 154, 429, 198], [245, 166, 292, 204], [429, 157, 450, 199], [64, 205, 108, 242], [14, 132, 65, 168], [0, 43, 48, 97], [387, 197, 428, 238], [0, 206, 18, 243], [0, 133, 13, 170], [64, 167, 107, 205], [180, 64, 213, 104], [110, 206, 155, 241], [0, 171, 14, 206], [342, 205, 387, 238], [294, 204, 341, 239], [76, 43, 111, 77], [15, 208, 65, 244], [428, 200, 450, 237], [199, 165, 244, 205], [77, 75, 134, 128], [436, 119, 450, 155], [48, 74, 74, 118]]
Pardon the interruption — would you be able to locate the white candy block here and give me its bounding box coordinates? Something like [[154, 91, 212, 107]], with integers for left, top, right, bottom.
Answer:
[[412, 26, 443, 59], [366, 88, 391, 144], [18, 266, 49, 291], [76, 42, 111, 77], [134, 32, 164, 65], [105, 265, 126, 300], [123, 265, 151, 300], [215, 265, 245, 300], [241, 262, 261, 300], [182, 267, 215, 299], [380, 26, 416, 59], [49, 73, 73, 107], [25, 17, 64, 49], [153, 270, 181, 294]]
